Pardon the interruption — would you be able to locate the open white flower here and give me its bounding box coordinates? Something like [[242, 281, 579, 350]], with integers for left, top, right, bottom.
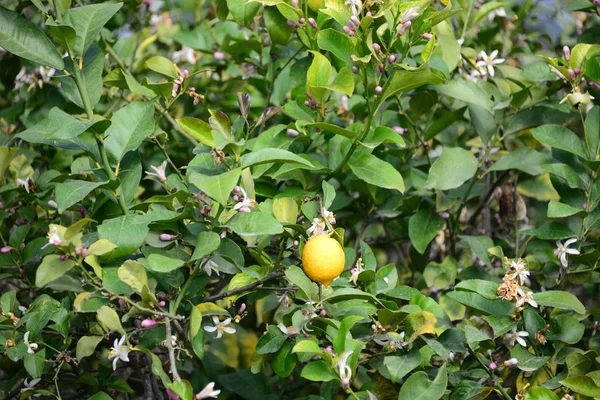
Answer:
[[16, 177, 32, 193], [554, 238, 580, 268], [203, 316, 236, 339], [277, 323, 299, 337], [487, 7, 506, 21], [108, 335, 130, 371], [508, 259, 529, 285], [145, 160, 168, 182], [337, 351, 353, 390], [22, 377, 41, 396], [172, 46, 199, 65], [322, 208, 336, 225], [306, 218, 327, 236], [196, 382, 221, 399], [344, 0, 362, 16], [515, 288, 537, 308], [233, 187, 255, 213], [505, 327, 528, 347], [349, 258, 364, 284], [475, 50, 504, 77], [203, 258, 220, 277], [23, 332, 38, 354]]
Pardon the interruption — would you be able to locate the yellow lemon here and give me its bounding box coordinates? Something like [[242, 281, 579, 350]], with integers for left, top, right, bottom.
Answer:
[[307, 0, 323, 11], [302, 234, 345, 287]]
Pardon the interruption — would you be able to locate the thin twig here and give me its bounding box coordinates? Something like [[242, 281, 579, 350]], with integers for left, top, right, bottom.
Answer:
[[165, 321, 181, 382], [205, 271, 285, 302], [467, 170, 510, 226]]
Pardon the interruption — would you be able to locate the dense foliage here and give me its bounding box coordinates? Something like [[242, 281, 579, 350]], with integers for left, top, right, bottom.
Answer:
[[1, 0, 600, 399]]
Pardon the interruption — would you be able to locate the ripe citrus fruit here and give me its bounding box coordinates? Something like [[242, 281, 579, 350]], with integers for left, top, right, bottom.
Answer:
[[302, 234, 345, 287]]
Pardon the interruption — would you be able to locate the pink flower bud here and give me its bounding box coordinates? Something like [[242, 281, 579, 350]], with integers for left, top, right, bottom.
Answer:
[[232, 195, 240, 202], [60, 254, 67, 261], [319, 309, 327, 317], [220, 231, 227, 238], [374, 86, 382, 95], [366, 11, 372, 16], [343, 25, 355, 36], [299, 17, 305, 24], [398, 21, 411, 36], [238, 303, 247, 314], [214, 51, 225, 61], [48, 200, 58, 209], [574, 67, 581, 75], [118, 299, 126, 307], [141, 319, 157, 328], [287, 20, 299, 28], [183, 69, 190, 77], [0, 246, 11, 253], [379, 64, 384, 73], [79, 169, 84, 175], [563, 46, 570, 61], [324, 346, 334, 355], [594, 0, 600, 5], [489, 362, 497, 371], [308, 18, 317, 28], [350, 16, 360, 26], [504, 358, 518, 367], [372, 43, 381, 52], [0, 202, 3, 209], [159, 301, 167, 307], [388, 54, 396, 64], [423, 141, 429, 148], [568, 69, 575, 80], [352, 66, 359, 74], [233, 185, 242, 193], [160, 233, 175, 241], [291, 0, 299, 8], [423, 33, 432, 40]]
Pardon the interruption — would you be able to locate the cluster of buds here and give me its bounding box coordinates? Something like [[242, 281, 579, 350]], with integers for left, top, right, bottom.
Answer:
[[397, 7, 419, 36], [171, 64, 190, 98], [210, 148, 226, 165], [306, 207, 336, 236], [232, 186, 255, 213], [14, 66, 55, 92], [497, 258, 537, 315], [74, 245, 88, 258], [343, 15, 361, 36], [304, 92, 328, 114], [187, 87, 204, 105]]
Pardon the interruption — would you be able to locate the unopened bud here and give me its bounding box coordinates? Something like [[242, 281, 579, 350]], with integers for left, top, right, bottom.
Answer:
[[287, 20, 299, 28], [183, 69, 190, 77], [374, 86, 382, 95], [118, 299, 126, 307], [366, 11, 372, 16], [160, 233, 175, 241], [141, 319, 157, 328], [388, 54, 396, 64], [379, 64, 384, 73], [372, 43, 381, 52], [308, 18, 317, 28], [574, 67, 581, 75], [233, 186, 242, 193], [319, 309, 327, 317], [286, 129, 299, 137], [60, 254, 67, 261], [220, 231, 227, 238], [343, 25, 354, 36], [423, 141, 429, 147], [489, 362, 497, 371], [48, 200, 58, 209], [159, 301, 167, 307], [238, 303, 247, 314], [0, 246, 11, 253], [504, 358, 518, 367], [563, 46, 570, 61], [213, 51, 225, 61], [350, 16, 360, 26], [398, 21, 411, 36], [423, 33, 432, 40], [568, 68, 576, 81], [299, 17, 305, 24], [352, 66, 359, 74]]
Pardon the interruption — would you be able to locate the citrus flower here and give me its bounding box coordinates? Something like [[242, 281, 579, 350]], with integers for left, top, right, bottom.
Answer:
[[508, 259, 529, 285], [306, 218, 327, 236], [195, 382, 220, 399], [145, 160, 168, 182], [172, 46, 199, 65], [349, 258, 364, 284], [108, 335, 130, 370], [505, 327, 528, 347], [277, 323, 299, 337], [23, 331, 38, 354], [504, 358, 518, 367], [233, 187, 255, 212], [203, 316, 236, 339], [554, 238, 580, 268], [16, 176, 33, 193], [337, 351, 353, 390], [560, 90, 594, 107], [515, 288, 537, 308], [22, 377, 41, 396], [487, 7, 506, 21], [203, 258, 219, 277], [302, 234, 345, 287], [344, 0, 362, 16], [475, 50, 504, 77]]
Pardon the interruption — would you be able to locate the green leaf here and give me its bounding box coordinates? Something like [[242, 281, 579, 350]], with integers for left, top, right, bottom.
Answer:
[[524, 387, 559, 400], [532, 124, 588, 160], [377, 70, 445, 113], [189, 168, 241, 206], [98, 214, 150, 262], [488, 148, 547, 176], [333, 316, 363, 354], [104, 101, 155, 162], [189, 306, 204, 359], [510, 345, 550, 372], [455, 279, 499, 299], [46, 21, 76, 54], [76, 335, 103, 360], [384, 348, 421, 383], [117, 260, 149, 295], [0, 291, 17, 314], [96, 305, 125, 335], [566, 352, 592, 377], [256, 325, 288, 354], [446, 291, 514, 316], [16, 107, 94, 144], [423, 257, 457, 289], [409, 208, 445, 254], [307, 51, 332, 104], [63, 3, 123, 55], [348, 153, 405, 192], [322, 181, 336, 210], [546, 315, 585, 344], [226, 211, 284, 237], [190, 231, 221, 261], [60, 45, 104, 109], [240, 148, 314, 168], [24, 348, 46, 379], [0, 6, 64, 69], [177, 117, 214, 147], [263, 7, 292, 45], [300, 360, 338, 382], [520, 222, 578, 240], [273, 197, 299, 225], [432, 79, 493, 111], [285, 266, 317, 302], [541, 163, 585, 189], [226, 0, 260, 26], [547, 200, 583, 218], [458, 235, 494, 267], [426, 147, 477, 190], [469, 104, 496, 143], [362, 126, 406, 149], [320, 67, 354, 97], [305, 122, 358, 139], [317, 29, 355, 65], [398, 363, 447, 400], [272, 341, 298, 378], [145, 253, 186, 273], [586, 106, 600, 160], [55, 179, 107, 213], [532, 291, 585, 314], [135, 346, 171, 386], [560, 376, 600, 398], [167, 380, 194, 400], [36, 255, 77, 287], [145, 56, 178, 78], [292, 340, 323, 355], [569, 43, 600, 70], [423, 107, 466, 141]]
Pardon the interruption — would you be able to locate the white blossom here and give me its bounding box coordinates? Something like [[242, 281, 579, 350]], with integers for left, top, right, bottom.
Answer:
[[349, 258, 364, 284], [145, 160, 168, 182], [277, 323, 299, 337], [16, 177, 32, 193], [306, 218, 327, 236], [515, 288, 537, 308], [233, 187, 255, 213], [108, 335, 130, 370], [508, 259, 529, 285], [505, 327, 528, 347], [475, 50, 504, 77], [196, 382, 221, 399], [23, 332, 38, 354], [337, 351, 353, 390], [172, 47, 199, 65], [203, 258, 220, 277], [345, 0, 362, 16], [487, 7, 507, 21], [203, 316, 236, 339], [554, 238, 580, 268]]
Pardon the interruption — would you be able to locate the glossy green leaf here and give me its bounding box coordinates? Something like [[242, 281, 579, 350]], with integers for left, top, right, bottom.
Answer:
[[446, 291, 514, 316], [76, 335, 103, 360], [307, 51, 332, 104], [96, 305, 125, 335], [240, 148, 314, 168], [36, 255, 77, 287], [55, 179, 107, 213], [301, 360, 338, 382], [63, 3, 123, 55], [104, 101, 155, 162], [145, 56, 178, 78], [177, 117, 214, 147], [60, 45, 104, 109], [348, 153, 405, 192], [426, 148, 477, 191], [384, 348, 421, 383], [189, 168, 241, 206], [532, 290, 585, 314], [532, 124, 588, 160], [409, 208, 445, 254], [488, 148, 547, 176], [377, 70, 445, 113], [226, 0, 260, 26], [560, 376, 600, 398], [398, 363, 447, 400], [189, 306, 204, 359], [226, 211, 284, 236], [190, 231, 221, 261]]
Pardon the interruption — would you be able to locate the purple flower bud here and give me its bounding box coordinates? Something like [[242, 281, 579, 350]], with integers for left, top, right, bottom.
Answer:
[[374, 86, 382, 95], [574, 67, 581, 75], [299, 17, 305, 24], [60, 254, 67, 261], [423, 141, 429, 147], [214, 51, 225, 61], [350, 16, 360, 27], [291, 0, 299, 8], [372, 43, 381, 52], [238, 303, 247, 314], [398, 21, 411, 36], [287, 20, 299, 28], [366, 11, 372, 16], [0, 246, 11, 253], [118, 299, 126, 307], [568, 68, 576, 80], [352, 66, 359, 74], [304, 100, 311, 107], [594, 0, 600, 5], [141, 319, 157, 328], [343, 25, 354, 36], [80, 247, 87, 258], [232, 195, 240, 202], [379, 64, 384, 73], [160, 233, 175, 241], [159, 300, 166, 307], [319, 309, 326, 317], [303, 333, 311, 338], [423, 33, 432, 40], [563, 46, 570, 61], [308, 18, 317, 28], [324, 346, 334, 355], [183, 69, 190, 77], [388, 54, 396, 64], [489, 361, 497, 371], [166, 388, 180, 400], [79, 169, 84, 175]]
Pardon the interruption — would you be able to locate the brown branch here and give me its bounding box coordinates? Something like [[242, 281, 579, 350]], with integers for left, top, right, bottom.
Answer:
[[204, 271, 286, 302], [468, 170, 511, 226], [165, 321, 181, 382]]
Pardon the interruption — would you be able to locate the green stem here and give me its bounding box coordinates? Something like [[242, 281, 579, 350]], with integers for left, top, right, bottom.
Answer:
[[171, 260, 204, 314], [469, 348, 512, 400], [71, 64, 128, 215]]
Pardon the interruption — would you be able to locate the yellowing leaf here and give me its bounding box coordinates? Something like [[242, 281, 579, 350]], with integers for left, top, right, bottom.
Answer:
[[406, 311, 437, 339]]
